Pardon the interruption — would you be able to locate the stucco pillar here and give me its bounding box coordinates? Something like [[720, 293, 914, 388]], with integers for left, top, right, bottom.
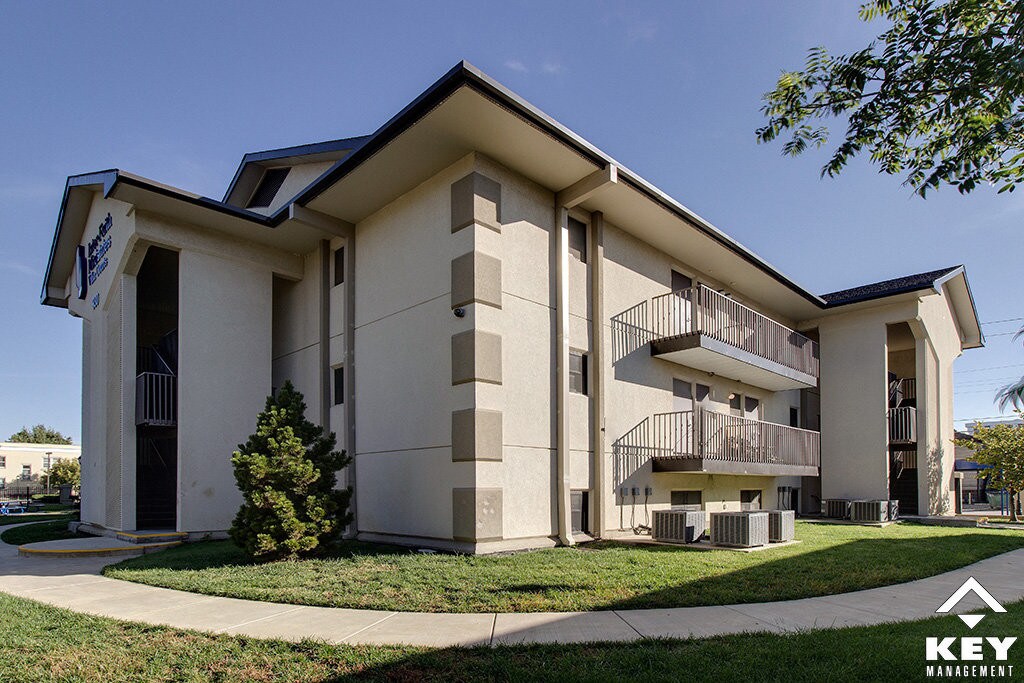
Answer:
[[818, 319, 889, 502]]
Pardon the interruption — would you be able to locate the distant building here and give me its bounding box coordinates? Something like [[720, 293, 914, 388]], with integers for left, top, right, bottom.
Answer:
[[0, 442, 80, 490]]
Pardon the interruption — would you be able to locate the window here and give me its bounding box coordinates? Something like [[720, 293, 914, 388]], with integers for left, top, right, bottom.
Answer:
[[333, 367, 345, 405], [0, 456, 5, 467], [21, 465, 31, 480], [0, 478, 5, 488], [671, 490, 702, 511], [333, 247, 345, 286], [246, 167, 290, 209], [568, 217, 587, 263], [671, 270, 692, 292], [740, 489, 762, 511], [744, 396, 760, 419], [569, 351, 588, 395], [43, 456, 51, 470], [695, 383, 710, 405], [790, 407, 800, 428], [570, 490, 589, 534], [729, 393, 742, 416]]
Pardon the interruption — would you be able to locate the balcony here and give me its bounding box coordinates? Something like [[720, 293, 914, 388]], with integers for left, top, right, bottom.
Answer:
[[615, 407, 820, 477], [136, 372, 177, 427], [888, 406, 917, 446], [649, 286, 819, 391], [889, 377, 916, 407]]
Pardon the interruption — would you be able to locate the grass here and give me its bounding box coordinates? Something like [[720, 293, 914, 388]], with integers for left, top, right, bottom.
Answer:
[[1, 519, 83, 546], [0, 590, 1020, 682], [105, 521, 1024, 613]]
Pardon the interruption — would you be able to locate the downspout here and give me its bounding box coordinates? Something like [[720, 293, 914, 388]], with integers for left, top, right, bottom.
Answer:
[[555, 204, 573, 546], [344, 230, 357, 535], [591, 211, 605, 537]]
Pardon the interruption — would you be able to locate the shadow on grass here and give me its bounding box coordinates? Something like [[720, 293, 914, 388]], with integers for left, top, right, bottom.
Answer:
[[100, 522, 1024, 613]]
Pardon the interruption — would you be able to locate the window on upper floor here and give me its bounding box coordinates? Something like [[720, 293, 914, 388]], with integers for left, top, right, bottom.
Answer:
[[671, 270, 692, 292], [568, 217, 587, 263], [246, 167, 290, 209], [333, 246, 345, 286], [333, 366, 345, 406], [569, 350, 588, 395], [0, 456, 5, 467]]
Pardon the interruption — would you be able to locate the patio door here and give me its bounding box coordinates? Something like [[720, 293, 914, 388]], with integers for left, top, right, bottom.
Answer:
[[669, 271, 694, 336]]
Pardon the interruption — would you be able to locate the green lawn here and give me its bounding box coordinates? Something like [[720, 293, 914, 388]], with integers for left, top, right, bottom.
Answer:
[[0, 590, 1020, 682], [105, 521, 1024, 613], [1, 519, 83, 546]]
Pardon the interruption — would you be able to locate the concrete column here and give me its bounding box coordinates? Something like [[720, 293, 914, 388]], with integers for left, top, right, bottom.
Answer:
[[119, 274, 137, 529], [554, 205, 572, 546], [590, 211, 606, 536]]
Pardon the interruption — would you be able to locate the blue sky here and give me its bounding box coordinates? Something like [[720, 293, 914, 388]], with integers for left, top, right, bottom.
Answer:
[[1, 1, 1020, 442]]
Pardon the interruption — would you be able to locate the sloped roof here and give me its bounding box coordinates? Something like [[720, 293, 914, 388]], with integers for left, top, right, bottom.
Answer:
[[821, 266, 963, 306]]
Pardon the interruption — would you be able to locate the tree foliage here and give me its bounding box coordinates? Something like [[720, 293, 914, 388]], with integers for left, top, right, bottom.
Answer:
[[997, 327, 1024, 410], [45, 458, 80, 489], [8, 425, 73, 445], [956, 412, 1024, 520], [230, 381, 352, 560], [758, 0, 1024, 196]]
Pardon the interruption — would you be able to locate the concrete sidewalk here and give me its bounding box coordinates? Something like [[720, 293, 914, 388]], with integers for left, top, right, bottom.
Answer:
[[0, 530, 1021, 647]]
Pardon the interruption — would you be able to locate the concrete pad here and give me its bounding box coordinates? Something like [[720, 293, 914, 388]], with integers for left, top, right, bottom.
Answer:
[[346, 612, 495, 647], [18, 537, 180, 558], [219, 605, 399, 642], [493, 611, 639, 644], [618, 605, 785, 639]]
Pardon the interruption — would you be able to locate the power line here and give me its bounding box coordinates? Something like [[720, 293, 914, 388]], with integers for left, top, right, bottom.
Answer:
[[956, 363, 1024, 374], [980, 317, 1024, 325]]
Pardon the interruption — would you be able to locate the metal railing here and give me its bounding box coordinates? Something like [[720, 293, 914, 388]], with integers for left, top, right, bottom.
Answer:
[[888, 378, 916, 407], [650, 286, 819, 377], [136, 372, 177, 427], [647, 407, 820, 470], [888, 406, 917, 445]]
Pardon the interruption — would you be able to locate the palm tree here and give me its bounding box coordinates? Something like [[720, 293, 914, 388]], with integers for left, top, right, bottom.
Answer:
[[997, 328, 1024, 410]]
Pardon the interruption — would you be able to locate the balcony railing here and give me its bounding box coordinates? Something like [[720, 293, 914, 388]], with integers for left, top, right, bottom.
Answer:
[[136, 372, 177, 427], [625, 407, 820, 475], [888, 377, 916, 408], [888, 406, 917, 445], [650, 286, 820, 379]]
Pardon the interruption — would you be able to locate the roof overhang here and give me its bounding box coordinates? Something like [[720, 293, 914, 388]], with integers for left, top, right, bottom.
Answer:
[[40, 171, 326, 308]]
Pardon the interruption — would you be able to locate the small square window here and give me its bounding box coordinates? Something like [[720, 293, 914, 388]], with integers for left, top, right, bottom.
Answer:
[[671, 490, 702, 511], [333, 247, 345, 286], [569, 351, 588, 395], [672, 379, 691, 400], [247, 167, 290, 209], [333, 367, 345, 406], [568, 217, 587, 263], [740, 489, 762, 511], [671, 270, 692, 292]]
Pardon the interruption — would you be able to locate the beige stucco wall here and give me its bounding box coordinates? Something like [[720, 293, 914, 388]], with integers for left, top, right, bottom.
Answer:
[[177, 249, 272, 532]]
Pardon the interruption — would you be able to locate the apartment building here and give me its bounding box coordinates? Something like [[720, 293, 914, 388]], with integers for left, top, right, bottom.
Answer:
[[40, 63, 982, 551], [0, 442, 80, 490]]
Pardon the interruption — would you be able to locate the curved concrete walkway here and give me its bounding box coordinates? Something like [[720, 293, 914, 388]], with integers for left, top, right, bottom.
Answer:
[[0, 527, 1022, 647]]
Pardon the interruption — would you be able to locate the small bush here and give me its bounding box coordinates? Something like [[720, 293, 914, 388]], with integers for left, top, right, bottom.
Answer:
[[229, 382, 353, 560]]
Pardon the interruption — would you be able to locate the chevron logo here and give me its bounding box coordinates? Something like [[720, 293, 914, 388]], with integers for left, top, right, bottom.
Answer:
[[936, 577, 1006, 629]]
